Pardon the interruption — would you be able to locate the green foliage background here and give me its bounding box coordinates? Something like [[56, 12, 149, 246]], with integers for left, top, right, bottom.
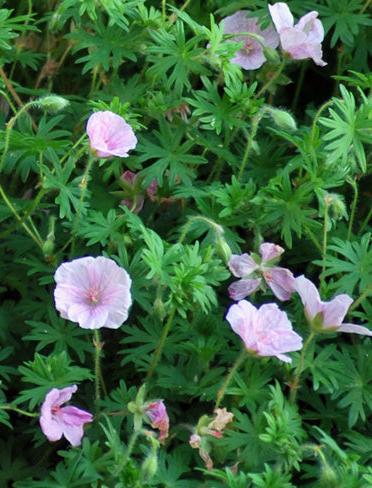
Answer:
[[0, 0, 371, 486]]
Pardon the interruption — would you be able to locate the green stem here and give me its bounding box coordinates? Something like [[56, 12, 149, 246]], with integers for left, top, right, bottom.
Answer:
[[359, 207, 372, 235], [321, 202, 329, 285], [310, 99, 334, 163], [178, 215, 223, 245], [291, 62, 307, 112], [304, 226, 322, 253], [146, 307, 176, 382], [238, 111, 263, 181], [256, 60, 286, 98], [0, 101, 34, 172], [93, 330, 104, 405], [0, 184, 43, 248], [0, 405, 39, 418], [289, 332, 315, 403], [115, 429, 141, 475], [349, 286, 372, 313], [360, 0, 371, 14], [347, 179, 358, 241], [162, 0, 166, 20], [215, 350, 246, 408]]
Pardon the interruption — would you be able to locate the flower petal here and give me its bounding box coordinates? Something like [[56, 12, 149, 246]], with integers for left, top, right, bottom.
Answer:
[[228, 278, 261, 300], [295, 275, 322, 320], [322, 294, 353, 328], [337, 323, 372, 336], [269, 3, 294, 33], [228, 253, 258, 277]]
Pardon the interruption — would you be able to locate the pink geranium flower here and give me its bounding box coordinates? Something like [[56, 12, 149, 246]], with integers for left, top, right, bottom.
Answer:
[[222, 11, 279, 70], [144, 400, 169, 442], [226, 300, 303, 363], [268, 3, 326, 66], [54, 256, 132, 329], [86, 111, 137, 158], [40, 385, 93, 446], [228, 242, 295, 301], [295, 275, 372, 336]]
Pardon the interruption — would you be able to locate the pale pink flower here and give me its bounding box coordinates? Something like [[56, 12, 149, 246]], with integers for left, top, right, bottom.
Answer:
[[269, 3, 326, 66], [86, 111, 137, 158], [228, 242, 295, 301], [295, 275, 372, 336], [226, 300, 303, 363], [145, 400, 169, 442], [40, 385, 93, 446], [222, 11, 279, 70], [54, 256, 132, 329]]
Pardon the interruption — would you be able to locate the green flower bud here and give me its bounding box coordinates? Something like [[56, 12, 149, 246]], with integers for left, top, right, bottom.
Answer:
[[319, 463, 338, 487], [215, 236, 232, 264], [141, 451, 158, 481], [269, 108, 297, 131], [42, 239, 54, 257], [35, 95, 70, 113], [263, 46, 281, 64]]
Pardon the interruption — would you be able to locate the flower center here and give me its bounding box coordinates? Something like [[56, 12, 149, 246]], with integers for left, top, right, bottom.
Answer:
[[86, 287, 101, 305], [244, 39, 255, 52], [51, 405, 61, 414]]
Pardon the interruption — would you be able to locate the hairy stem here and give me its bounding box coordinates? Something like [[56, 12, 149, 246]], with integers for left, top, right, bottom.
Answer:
[[347, 179, 358, 240], [215, 349, 246, 408], [256, 59, 286, 98], [321, 202, 329, 286], [146, 307, 176, 382], [93, 330, 104, 405], [0, 405, 39, 418], [289, 332, 315, 403], [238, 112, 263, 181], [178, 215, 224, 245]]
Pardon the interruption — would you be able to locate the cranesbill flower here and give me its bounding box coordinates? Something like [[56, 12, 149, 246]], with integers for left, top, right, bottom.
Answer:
[[40, 385, 93, 446], [295, 275, 372, 336], [228, 242, 295, 301], [54, 256, 132, 329], [86, 111, 137, 158], [144, 400, 169, 442], [268, 3, 326, 66], [222, 11, 279, 70], [226, 300, 303, 363]]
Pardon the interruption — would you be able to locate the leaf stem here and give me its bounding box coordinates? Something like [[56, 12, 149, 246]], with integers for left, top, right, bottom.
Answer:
[[146, 307, 176, 382], [289, 332, 315, 403], [321, 201, 329, 285], [256, 59, 286, 98], [0, 404, 39, 418], [215, 349, 246, 408], [238, 111, 263, 181], [93, 330, 104, 406], [347, 179, 358, 240]]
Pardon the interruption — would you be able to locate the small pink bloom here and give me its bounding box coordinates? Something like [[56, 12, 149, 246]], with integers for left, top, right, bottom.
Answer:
[[222, 11, 279, 70], [269, 3, 326, 66], [86, 111, 137, 158], [295, 276, 372, 336], [226, 300, 303, 363], [40, 385, 93, 447], [54, 256, 132, 329], [145, 400, 169, 442], [228, 242, 295, 301]]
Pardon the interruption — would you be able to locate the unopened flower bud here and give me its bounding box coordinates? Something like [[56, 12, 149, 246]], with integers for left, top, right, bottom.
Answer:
[[141, 448, 158, 481], [319, 463, 338, 487], [263, 46, 281, 64], [324, 192, 347, 221], [269, 108, 297, 131], [42, 239, 54, 257], [35, 95, 70, 113], [215, 236, 232, 264]]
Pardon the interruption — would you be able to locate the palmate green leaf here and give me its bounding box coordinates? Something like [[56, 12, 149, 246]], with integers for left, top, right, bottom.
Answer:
[[77, 209, 127, 246], [147, 21, 208, 94], [152, 448, 198, 488], [255, 173, 320, 248], [186, 77, 246, 134], [331, 345, 372, 427], [0, 389, 11, 428], [137, 119, 207, 186], [249, 464, 295, 488], [67, 17, 139, 73], [0, 9, 37, 52], [16, 352, 92, 409], [24, 308, 93, 362], [317, 0, 372, 47], [319, 85, 372, 173], [315, 233, 372, 295]]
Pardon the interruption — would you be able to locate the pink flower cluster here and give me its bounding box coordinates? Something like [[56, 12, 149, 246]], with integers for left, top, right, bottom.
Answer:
[[221, 3, 326, 70], [226, 241, 371, 364]]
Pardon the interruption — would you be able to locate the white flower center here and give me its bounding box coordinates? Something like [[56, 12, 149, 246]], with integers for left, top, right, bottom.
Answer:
[[86, 287, 101, 305]]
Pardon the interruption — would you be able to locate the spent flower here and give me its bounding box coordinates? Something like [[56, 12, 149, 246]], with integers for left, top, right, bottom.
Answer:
[[295, 275, 372, 336], [269, 2, 326, 66], [54, 256, 132, 329], [228, 242, 295, 301], [226, 300, 303, 363], [144, 400, 169, 442], [222, 11, 279, 70], [86, 110, 137, 158], [40, 385, 93, 446]]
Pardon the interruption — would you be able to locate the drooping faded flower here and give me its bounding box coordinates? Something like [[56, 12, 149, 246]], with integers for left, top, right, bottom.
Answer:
[[295, 275, 372, 336], [86, 111, 137, 158], [222, 11, 279, 70], [40, 385, 93, 446], [54, 256, 132, 329], [269, 3, 326, 66], [120, 170, 158, 213], [228, 242, 295, 301], [144, 400, 169, 442], [226, 300, 303, 363]]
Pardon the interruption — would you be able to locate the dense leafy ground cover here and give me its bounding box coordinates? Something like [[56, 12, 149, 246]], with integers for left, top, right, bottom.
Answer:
[[0, 0, 371, 486]]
